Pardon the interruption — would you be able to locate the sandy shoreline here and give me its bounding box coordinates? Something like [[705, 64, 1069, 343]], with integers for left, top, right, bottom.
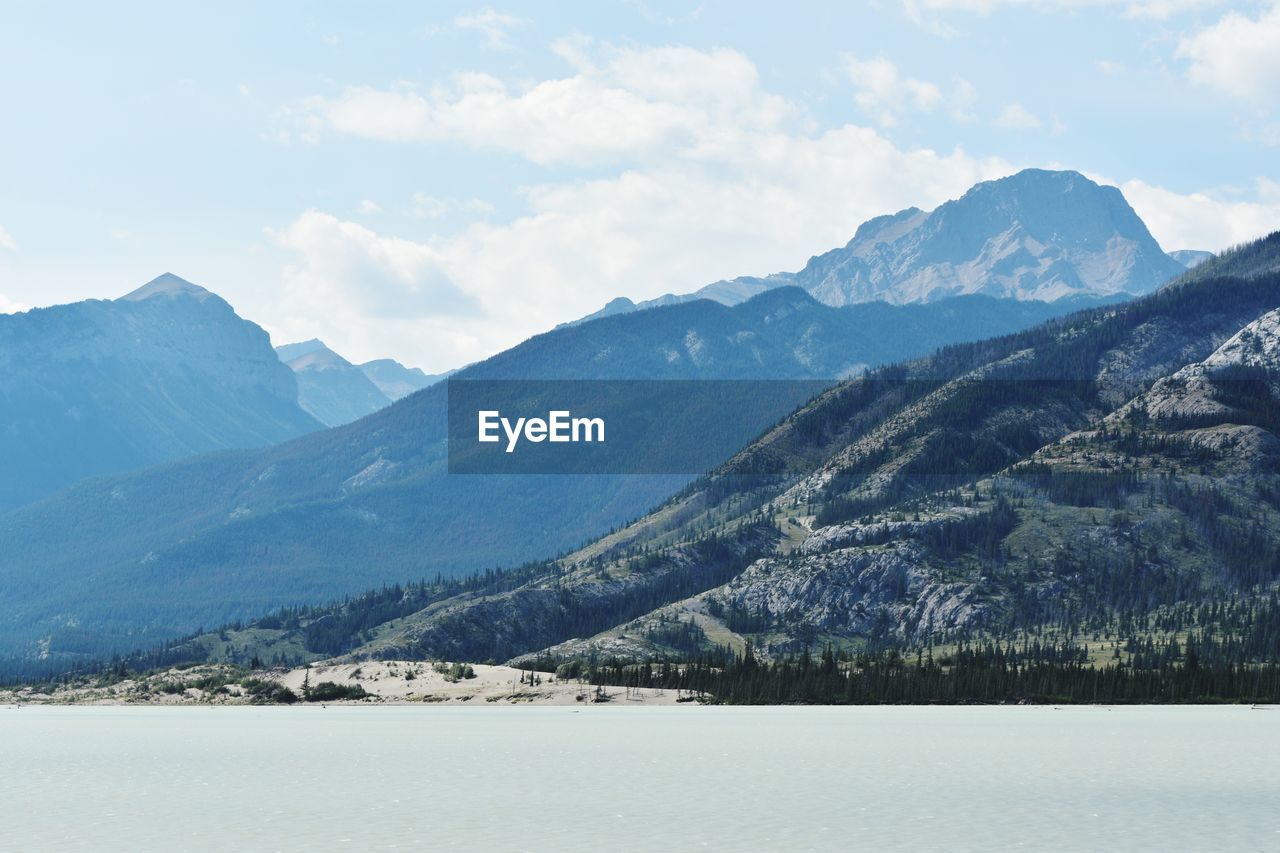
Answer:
[[0, 660, 693, 706]]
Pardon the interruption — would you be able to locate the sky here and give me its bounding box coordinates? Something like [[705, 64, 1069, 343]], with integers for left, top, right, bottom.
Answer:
[[1, 1, 1279, 371]]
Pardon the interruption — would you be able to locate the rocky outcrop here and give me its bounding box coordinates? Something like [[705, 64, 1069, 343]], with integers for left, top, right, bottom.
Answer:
[[706, 543, 986, 640]]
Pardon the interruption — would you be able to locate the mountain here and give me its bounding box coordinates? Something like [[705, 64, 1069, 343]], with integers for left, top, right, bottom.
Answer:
[[566, 276, 785, 327], [1169, 249, 1214, 269], [0, 273, 321, 511], [274, 338, 328, 362], [1175, 232, 1280, 285], [574, 169, 1186, 324], [505, 288, 1116, 380], [275, 339, 392, 427], [0, 288, 1097, 669], [357, 359, 447, 401], [160, 232, 1280, 673], [795, 170, 1185, 305], [276, 340, 447, 422]]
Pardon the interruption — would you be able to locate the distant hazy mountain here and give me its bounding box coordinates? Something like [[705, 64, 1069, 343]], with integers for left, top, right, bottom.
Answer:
[[0, 287, 1101, 666], [274, 338, 328, 362], [574, 169, 1185, 324], [566, 276, 784, 327], [1169, 249, 1214, 269], [0, 273, 321, 511], [525, 287, 1115, 380], [358, 358, 448, 401], [276, 341, 446, 420], [275, 339, 391, 427]]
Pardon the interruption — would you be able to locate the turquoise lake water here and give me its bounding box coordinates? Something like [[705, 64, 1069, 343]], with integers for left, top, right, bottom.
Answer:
[[1, 705, 1277, 851]]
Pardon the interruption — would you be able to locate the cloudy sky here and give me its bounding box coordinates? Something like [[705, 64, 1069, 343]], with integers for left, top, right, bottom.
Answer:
[[2, 1, 1279, 370]]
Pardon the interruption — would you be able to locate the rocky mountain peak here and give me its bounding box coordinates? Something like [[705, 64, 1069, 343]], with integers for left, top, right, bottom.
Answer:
[[797, 169, 1185, 306], [274, 338, 330, 363], [573, 169, 1190, 327], [118, 272, 217, 303]]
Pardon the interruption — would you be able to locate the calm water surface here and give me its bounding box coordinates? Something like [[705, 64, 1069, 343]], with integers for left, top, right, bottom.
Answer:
[[1, 705, 1277, 851]]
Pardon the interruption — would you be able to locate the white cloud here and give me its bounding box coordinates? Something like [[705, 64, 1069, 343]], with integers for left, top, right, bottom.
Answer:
[[274, 42, 1019, 367], [839, 55, 976, 127], [1121, 177, 1280, 251], [0, 226, 31, 315], [1177, 4, 1280, 102], [0, 293, 29, 314], [357, 199, 383, 214], [297, 43, 791, 166], [902, 0, 1220, 32], [1124, 0, 1221, 20], [904, 0, 1215, 15], [1096, 59, 1126, 74], [268, 211, 475, 320], [843, 54, 943, 126], [276, 39, 1273, 370], [994, 102, 1043, 129], [454, 8, 526, 51]]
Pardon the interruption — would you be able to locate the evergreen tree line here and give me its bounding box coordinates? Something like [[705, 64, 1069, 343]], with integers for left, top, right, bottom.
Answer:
[[583, 642, 1280, 704]]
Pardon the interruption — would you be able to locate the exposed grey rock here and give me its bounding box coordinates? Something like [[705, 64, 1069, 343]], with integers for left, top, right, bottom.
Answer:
[[706, 542, 986, 640], [1109, 307, 1280, 426]]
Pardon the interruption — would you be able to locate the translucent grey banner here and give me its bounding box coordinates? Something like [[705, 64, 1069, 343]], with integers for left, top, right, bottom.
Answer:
[[447, 379, 832, 475]]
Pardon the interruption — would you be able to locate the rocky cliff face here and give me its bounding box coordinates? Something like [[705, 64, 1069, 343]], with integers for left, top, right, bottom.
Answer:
[[706, 542, 988, 639]]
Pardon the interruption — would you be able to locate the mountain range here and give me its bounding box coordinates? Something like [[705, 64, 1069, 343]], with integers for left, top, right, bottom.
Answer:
[[275, 339, 445, 427], [358, 358, 450, 401], [0, 286, 1102, 669], [0, 274, 321, 512], [163, 231, 1280, 673], [575, 169, 1194, 325], [0, 168, 1254, 678]]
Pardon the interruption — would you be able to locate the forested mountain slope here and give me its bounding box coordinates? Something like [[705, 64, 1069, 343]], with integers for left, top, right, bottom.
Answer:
[[151, 233, 1280, 673], [0, 287, 1078, 671]]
